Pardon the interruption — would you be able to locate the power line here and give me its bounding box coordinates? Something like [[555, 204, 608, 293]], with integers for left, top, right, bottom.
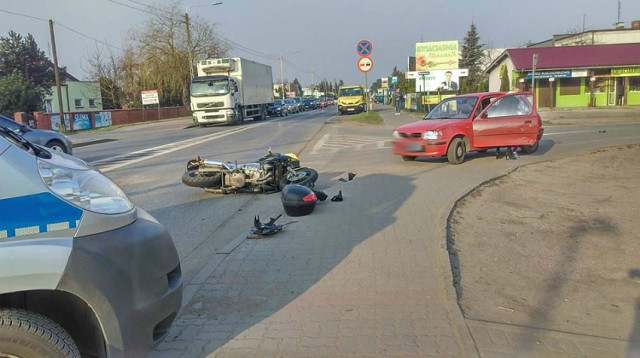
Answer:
[[0, 8, 124, 52], [0, 9, 47, 22], [55, 23, 124, 52]]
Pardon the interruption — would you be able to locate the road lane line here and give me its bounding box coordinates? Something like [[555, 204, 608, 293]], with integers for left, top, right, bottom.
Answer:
[[92, 122, 271, 172]]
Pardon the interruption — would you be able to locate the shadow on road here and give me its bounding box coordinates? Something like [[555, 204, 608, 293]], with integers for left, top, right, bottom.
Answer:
[[151, 172, 415, 356]]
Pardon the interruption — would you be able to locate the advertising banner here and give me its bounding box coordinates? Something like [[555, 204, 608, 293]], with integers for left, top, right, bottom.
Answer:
[[141, 90, 159, 105], [95, 111, 113, 128], [381, 77, 389, 88], [50, 114, 70, 132], [415, 41, 459, 71], [72, 113, 92, 130], [407, 69, 467, 92]]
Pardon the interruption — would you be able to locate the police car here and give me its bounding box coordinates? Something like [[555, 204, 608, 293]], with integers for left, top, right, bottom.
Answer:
[[0, 127, 182, 357]]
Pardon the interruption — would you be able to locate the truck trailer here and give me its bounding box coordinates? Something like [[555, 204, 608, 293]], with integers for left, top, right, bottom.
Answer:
[[190, 57, 274, 125]]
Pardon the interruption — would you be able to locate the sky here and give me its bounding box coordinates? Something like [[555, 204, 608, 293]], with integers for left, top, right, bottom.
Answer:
[[1, 0, 639, 88]]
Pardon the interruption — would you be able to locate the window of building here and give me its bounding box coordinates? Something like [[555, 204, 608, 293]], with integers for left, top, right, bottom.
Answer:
[[74, 99, 84, 108], [591, 78, 606, 93], [559, 78, 581, 95], [89, 99, 97, 108], [629, 77, 640, 92]]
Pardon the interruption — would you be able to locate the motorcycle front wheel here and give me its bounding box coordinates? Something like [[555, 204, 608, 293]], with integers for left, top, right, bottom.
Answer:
[[182, 170, 223, 188], [282, 168, 318, 188]]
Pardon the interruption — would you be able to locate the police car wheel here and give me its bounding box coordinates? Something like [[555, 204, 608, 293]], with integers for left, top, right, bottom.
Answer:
[[0, 309, 80, 358]]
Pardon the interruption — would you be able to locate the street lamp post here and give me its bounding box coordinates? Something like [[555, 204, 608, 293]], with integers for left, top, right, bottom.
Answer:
[[185, 2, 222, 79]]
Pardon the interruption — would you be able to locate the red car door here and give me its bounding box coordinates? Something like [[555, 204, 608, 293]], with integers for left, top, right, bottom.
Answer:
[[473, 93, 539, 148]]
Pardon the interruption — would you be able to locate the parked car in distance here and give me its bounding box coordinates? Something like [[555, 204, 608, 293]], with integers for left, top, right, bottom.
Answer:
[[392, 92, 544, 164], [292, 97, 305, 112], [268, 99, 288, 117], [0, 114, 73, 154], [283, 98, 298, 113], [302, 97, 317, 110]]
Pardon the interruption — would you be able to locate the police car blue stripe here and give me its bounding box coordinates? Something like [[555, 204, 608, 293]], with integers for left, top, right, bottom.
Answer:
[[0, 192, 82, 238]]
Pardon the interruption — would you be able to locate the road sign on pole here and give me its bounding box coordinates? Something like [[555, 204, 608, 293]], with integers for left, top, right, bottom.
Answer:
[[356, 40, 373, 57], [358, 57, 373, 73]]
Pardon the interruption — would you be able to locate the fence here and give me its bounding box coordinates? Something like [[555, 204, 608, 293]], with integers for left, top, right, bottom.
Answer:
[[29, 106, 190, 132]]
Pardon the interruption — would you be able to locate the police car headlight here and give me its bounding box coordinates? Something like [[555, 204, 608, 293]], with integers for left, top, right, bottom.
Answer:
[[38, 160, 134, 214]]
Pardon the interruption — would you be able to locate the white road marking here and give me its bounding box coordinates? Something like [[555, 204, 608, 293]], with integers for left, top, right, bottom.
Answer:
[[92, 122, 272, 172], [309, 134, 392, 155]]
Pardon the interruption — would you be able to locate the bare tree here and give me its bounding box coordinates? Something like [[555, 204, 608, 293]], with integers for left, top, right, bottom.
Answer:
[[83, 45, 123, 109], [130, 2, 229, 106], [83, 1, 229, 108]]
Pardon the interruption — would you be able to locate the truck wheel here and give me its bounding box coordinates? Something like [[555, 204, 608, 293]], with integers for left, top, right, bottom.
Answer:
[[181, 170, 223, 188], [0, 309, 80, 358], [235, 106, 244, 124], [447, 137, 466, 165]]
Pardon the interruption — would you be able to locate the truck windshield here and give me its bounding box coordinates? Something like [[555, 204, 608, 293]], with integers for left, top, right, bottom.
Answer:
[[191, 80, 230, 97], [339, 88, 362, 96], [424, 97, 478, 120]]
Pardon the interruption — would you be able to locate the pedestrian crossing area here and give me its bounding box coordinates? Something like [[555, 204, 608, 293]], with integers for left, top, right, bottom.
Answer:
[[309, 134, 392, 155]]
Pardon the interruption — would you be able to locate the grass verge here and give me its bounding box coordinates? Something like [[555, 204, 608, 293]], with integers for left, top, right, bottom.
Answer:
[[335, 110, 383, 125]]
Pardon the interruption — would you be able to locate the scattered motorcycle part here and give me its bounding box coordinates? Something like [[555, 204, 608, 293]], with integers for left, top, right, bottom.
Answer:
[[281, 184, 318, 217], [331, 190, 344, 202], [313, 190, 328, 201], [338, 172, 356, 182], [251, 215, 284, 235]]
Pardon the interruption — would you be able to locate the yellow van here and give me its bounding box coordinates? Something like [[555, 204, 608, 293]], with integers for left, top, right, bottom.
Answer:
[[337, 85, 366, 114]]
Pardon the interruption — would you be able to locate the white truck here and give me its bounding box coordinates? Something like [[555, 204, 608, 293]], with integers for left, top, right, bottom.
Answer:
[[190, 57, 274, 126]]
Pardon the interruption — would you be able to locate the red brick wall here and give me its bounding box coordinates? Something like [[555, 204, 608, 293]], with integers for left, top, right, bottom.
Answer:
[[31, 107, 190, 131]]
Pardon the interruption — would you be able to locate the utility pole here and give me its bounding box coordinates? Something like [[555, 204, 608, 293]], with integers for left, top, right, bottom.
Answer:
[[185, 2, 223, 80], [280, 54, 285, 98], [49, 19, 66, 133], [184, 12, 193, 79]]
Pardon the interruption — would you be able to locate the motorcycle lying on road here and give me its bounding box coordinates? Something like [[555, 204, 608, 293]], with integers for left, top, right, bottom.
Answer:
[[181, 151, 318, 194]]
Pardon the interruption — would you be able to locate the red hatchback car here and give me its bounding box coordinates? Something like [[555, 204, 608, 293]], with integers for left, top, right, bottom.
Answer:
[[392, 92, 544, 164]]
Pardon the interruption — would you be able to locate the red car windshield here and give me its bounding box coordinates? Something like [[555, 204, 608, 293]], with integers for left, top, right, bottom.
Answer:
[[424, 97, 478, 120]]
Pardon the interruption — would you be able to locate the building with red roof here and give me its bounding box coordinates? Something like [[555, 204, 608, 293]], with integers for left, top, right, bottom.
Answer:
[[486, 40, 640, 108]]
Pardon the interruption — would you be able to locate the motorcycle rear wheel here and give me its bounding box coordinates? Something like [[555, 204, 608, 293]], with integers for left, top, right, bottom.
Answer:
[[282, 168, 318, 188], [182, 170, 222, 188]]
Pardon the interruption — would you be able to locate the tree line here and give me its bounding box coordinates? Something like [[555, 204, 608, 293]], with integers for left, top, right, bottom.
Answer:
[[0, 3, 228, 117]]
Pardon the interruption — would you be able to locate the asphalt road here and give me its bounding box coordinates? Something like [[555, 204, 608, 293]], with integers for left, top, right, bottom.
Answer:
[[70, 105, 640, 356]]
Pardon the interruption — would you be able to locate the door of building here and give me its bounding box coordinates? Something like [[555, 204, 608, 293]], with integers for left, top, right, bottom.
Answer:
[[608, 78, 616, 106], [537, 79, 555, 108]]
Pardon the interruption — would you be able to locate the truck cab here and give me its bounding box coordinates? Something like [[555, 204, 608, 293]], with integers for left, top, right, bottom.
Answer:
[[190, 58, 274, 126], [337, 85, 367, 115]]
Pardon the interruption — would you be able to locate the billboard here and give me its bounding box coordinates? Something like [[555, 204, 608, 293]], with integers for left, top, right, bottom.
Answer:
[[415, 41, 459, 71], [407, 69, 468, 92]]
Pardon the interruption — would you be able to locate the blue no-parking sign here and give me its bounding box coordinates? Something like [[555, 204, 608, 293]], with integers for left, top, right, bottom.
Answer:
[[356, 40, 373, 57]]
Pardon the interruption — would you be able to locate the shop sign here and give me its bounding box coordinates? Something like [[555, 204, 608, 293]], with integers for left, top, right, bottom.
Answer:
[[526, 70, 572, 79], [572, 69, 588, 77], [611, 67, 640, 77]]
